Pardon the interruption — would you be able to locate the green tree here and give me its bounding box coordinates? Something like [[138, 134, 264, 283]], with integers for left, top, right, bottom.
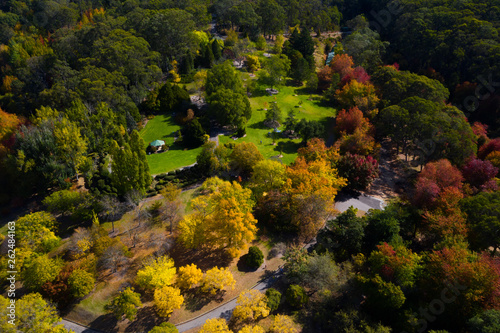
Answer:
[[230, 142, 264, 176], [22, 255, 63, 291], [149, 322, 179, 333], [265, 288, 281, 312], [106, 287, 142, 321], [184, 118, 207, 148], [265, 102, 283, 128], [460, 191, 500, 254], [68, 269, 95, 298], [285, 284, 308, 309], [250, 159, 286, 197], [256, 0, 286, 37], [245, 246, 264, 269], [208, 88, 251, 128], [256, 35, 267, 50], [258, 55, 291, 89], [206, 61, 245, 97], [468, 309, 500, 333], [211, 40, 222, 61]]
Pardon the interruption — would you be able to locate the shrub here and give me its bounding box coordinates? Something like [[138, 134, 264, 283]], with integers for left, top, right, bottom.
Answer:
[[246, 246, 264, 269], [285, 284, 308, 309], [265, 288, 281, 312]]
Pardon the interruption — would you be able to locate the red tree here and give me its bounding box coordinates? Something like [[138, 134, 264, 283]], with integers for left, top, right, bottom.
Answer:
[[329, 54, 354, 78], [478, 138, 500, 159], [461, 158, 498, 192], [413, 159, 463, 208], [341, 66, 371, 86], [337, 153, 379, 191], [336, 106, 372, 135]]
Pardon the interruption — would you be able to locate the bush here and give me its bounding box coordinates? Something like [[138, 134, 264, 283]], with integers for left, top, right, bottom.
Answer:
[[68, 269, 95, 298], [285, 284, 308, 309], [246, 246, 264, 269], [265, 288, 281, 312]]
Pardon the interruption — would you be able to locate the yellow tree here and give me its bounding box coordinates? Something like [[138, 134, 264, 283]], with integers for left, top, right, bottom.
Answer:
[[53, 117, 88, 179], [177, 264, 203, 290], [232, 290, 270, 322], [239, 326, 265, 333], [199, 318, 232, 333], [154, 286, 184, 317], [136, 256, 176, 290], [202, 267, 235, 295], [269, 314, 298, 333], [250, 159, 287, 197], [179, 178, 258, 257]]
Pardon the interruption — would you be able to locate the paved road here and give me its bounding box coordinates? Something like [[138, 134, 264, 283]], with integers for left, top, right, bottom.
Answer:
[[61, 193, 384, 333], [59, 319, 101, 333]]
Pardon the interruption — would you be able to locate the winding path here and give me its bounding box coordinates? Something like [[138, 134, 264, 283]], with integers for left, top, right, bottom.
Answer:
[[61, 192, 384, 333]]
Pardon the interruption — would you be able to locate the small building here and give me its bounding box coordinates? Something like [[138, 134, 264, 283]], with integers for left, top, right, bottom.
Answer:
[[150, 139, 165, 150]]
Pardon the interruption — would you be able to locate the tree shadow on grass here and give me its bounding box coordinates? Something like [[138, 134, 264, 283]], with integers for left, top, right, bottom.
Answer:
[[168, 242, 232, 271], [275, 140, 302, 154], [183, 287, 224, 312], [124, 306, 164, 333]]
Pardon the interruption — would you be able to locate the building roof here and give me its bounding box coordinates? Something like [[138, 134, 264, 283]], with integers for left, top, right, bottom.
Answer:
[[150, 140, 165, 147]]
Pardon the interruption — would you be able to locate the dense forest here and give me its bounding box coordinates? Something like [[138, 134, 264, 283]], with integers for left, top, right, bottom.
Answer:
[[1, 0, 500, 332]]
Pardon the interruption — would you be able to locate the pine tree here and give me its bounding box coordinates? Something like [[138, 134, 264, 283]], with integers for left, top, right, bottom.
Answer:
[[204, 43, 215, 68], [180, 52, 194, 74]]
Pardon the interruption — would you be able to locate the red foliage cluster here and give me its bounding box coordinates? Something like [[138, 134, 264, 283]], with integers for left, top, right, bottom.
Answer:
[[413, 159, 463, 208], [337, 153, 379, 191], [341, 66, 371, 86], [478, 138, 500, 159], [336, 107, 372, 135], [461, 158, 498, 192]]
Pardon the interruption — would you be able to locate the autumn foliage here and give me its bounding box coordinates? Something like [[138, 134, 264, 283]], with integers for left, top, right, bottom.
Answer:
[[336, 107, 372, 135]]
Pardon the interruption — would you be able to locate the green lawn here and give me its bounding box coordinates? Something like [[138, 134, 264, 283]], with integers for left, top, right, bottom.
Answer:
[[140, 114, 202, 175], [220, 84, 336, 165], [140, 83, 336, 174]]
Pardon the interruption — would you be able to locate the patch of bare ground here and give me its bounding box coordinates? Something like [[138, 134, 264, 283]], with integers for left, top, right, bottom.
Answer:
[[362, 139, 415, 202]]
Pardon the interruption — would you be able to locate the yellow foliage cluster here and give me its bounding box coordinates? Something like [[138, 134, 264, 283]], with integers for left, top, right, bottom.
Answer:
[[199, 318, 232, 333], [239, 325, 265, 333], [232, 290, 270, 322], [177, 264, 203, 290], [135, 256, 176, 290], [269, 314, 298, 333], [201, 266, 235, 295], [178, 178, 258, 257], [153, 286, 184, 317]]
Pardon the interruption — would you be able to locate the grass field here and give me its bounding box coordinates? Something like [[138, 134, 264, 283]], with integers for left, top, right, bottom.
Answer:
[[140, 114, 203, 175], [220, 84, 336, 165], [140, 80, 336, 174]]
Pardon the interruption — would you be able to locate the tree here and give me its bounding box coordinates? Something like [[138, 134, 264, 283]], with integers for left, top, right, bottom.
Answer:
[[206, 61, 245, 97], [245, 246, 264, 269], [212, 40, 222, 61], [284, 108, 298, 131], [246, 55, 261, 73], [304, 253, 341, 291], [336, 107, 372, 135], [239, 326, 265, 333], [256, 0, 286, 37], [9, 293, 70, 333], [68, 269, 95, 298], [208, 88, 251, 128], [250, 159, 286, 197], [461, 191, 500, 253], [290, 57, 310, 84], [295, 119, 325, 142], [179, 179, 258, 257], [461, 158, 498, 192], [285, 284, 309, 309], [154, 286, 184, 317], [233, 289, 270, 322], [270, 315, 298, 333], [413, 159, 463, 208], [273, 34, 284, 54], [258, 55, 291, 88], [368, 242, 422, 289], [196, 142, 231, 176], [265, 288, 282, 312], [199, 318, 232, 333], [318, 206, 366, 261], [343, 28, 388, 72], [335, 80, 379, 114], [136, 256, 176, 290], [183, 118, 207, 148], [423, 245, 500, 326], [363, 208, 401, 252], [330, 54, 354, 78], [106, 287, 142, 321], [255, 35, 267, 50], [357, 274, 406, 314], [22, 255, 63, 291], [230, 142, 264, 176], [16, 211, 60, 252], [202, 267, 236, 295], [337, 153, 379, 191], [468, 309, 500, 333], [149, 322, 178, 333], [265, 102, 283, 128], [176, 264, 203, 290]]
